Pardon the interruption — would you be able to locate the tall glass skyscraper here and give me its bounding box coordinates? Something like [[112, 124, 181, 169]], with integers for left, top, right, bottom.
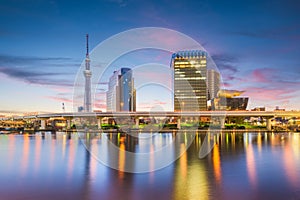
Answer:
[[207, 69, 220, 100], [171, 50, 207, 111], [106, 68, 136, 112]]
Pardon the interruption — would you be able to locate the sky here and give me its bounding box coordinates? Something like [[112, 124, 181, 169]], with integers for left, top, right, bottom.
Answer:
[[0, 0, 300, 114]]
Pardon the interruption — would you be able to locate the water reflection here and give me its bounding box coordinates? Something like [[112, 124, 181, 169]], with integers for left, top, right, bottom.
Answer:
[[212, 144, 221, 184], [173, 133, 210, 200], [118, 137, 126, 177], [245, 141, 257, 188], [34, 134, 41, 173], [81, 131, 195, 173], [21, 134, 30, 176], [0, 131, 300, 200], [283, 133, 300, 188]]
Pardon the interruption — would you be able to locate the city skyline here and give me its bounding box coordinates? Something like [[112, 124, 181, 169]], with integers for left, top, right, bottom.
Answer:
[[1, 0, 300, 114]]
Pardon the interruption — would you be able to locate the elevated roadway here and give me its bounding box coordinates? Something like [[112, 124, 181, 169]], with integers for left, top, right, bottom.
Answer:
[[7, 110, 300, 119]]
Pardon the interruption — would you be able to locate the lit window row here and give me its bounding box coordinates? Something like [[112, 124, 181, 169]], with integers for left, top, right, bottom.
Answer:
[[175, 77, 206, 80], [175, 95, 207, 98]]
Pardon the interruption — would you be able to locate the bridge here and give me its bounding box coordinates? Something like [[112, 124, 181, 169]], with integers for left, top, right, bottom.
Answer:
[[1, 110, 300, 131], [9, 110, 300, 118]]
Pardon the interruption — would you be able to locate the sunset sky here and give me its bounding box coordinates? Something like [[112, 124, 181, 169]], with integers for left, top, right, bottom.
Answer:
[[1, 0, 300, 114]]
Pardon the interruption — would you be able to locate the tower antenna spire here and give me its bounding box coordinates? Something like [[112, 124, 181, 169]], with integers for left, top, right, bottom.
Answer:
[[86, 33, 89, 57]]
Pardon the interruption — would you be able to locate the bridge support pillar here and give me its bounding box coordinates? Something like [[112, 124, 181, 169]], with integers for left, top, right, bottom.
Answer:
[[135, 117, 139, 129], [267, 118, 272, 131], [177, 118, 181, 129], [67, 119, 71, 129], [220, 117, 225, 129], [40, 119, 46, 130], [97, 118, 102, 129]]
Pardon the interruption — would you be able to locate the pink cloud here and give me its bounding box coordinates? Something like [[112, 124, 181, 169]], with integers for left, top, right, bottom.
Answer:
[[138, 100, 168, 110], [153, 100, 167, 105], [93, 103, 106, 110], [138, 104, 153, 109], [50, 86, 72, 94], [250, 68, 276, 83], [243, 86, 294, 101], [44, 96, 72, 103], [222, 82, 232, 88], [115, 27, 203, 53]]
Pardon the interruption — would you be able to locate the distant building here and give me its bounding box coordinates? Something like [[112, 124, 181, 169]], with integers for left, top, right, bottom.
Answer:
[[211, 89, 249, 110], [207, 69, 220, 100], [171, 50, 207, 111], [274, 106, 285, 111], [106, 68, 136, 112], [251, 107, 265, 111], [78, 106, 84, 112]]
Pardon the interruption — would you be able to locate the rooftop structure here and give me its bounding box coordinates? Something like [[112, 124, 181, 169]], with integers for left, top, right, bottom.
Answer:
[[218, 89, 245, 98]]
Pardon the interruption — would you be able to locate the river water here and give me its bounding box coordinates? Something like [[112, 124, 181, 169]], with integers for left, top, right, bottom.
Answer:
[[0, 131, 299, 200]]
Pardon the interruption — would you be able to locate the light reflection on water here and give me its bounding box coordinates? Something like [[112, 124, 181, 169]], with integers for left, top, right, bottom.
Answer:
[[0, 131, 299, 200]]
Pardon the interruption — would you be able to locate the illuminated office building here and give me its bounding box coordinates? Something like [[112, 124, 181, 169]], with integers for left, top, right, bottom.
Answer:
[[106, 68, 136, 112], [171, 50, 208, 111]]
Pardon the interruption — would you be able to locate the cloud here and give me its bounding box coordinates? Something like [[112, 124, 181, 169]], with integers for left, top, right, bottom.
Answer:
[[222, 82, 232, 88], [0, 54, 73, 65], [138, 100, 168, 109], [244, 86, 295, 102], [211, 53, 237, 64], [0, 110, 25, 114], [34, 79, 74, 87], [51, 87, 73, 94], [0, 54, 80, 87], [138, 103, 154, 109], [248, 68, 300, 87], [44, 96, 73, 103], [153, 100, 167, 105], [211, 54, 238, 73], [210, 53, 242, 86], [0, 67, 74, 87], [250, 68, 272, 83], [0, 67, 59, 78], [231, 24, 300, 41], [238, 67, 300, 108]]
